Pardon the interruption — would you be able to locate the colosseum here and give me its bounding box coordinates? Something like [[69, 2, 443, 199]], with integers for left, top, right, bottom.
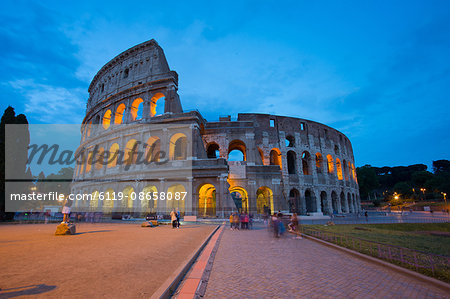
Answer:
[[71, 39, 360, 218]]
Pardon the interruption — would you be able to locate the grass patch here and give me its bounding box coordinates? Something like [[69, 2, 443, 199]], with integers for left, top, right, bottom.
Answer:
[[305, 223, 450, 256], [303, 223, 450, 282]]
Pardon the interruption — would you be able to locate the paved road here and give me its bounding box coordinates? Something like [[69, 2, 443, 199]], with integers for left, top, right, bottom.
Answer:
[[203, 226, 448, 298]]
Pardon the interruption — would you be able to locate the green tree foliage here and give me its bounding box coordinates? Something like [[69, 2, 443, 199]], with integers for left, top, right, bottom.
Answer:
[[0, 106, 30, 220], [356, 165, 379, 200], [358, 160, 450, 201]]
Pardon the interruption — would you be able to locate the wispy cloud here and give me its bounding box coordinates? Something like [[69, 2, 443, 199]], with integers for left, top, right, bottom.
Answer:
[[8, 80, 85, 124]]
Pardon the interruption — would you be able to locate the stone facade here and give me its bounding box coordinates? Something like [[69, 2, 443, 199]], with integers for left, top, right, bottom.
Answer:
[[71, 39, 360, 217]]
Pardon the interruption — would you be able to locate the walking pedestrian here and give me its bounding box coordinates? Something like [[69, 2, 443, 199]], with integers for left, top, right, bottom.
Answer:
[[176, 208, 181, 228], [229, 213, 234, 230], [170, 209, 177, 228], [233, 212, 240, 230]]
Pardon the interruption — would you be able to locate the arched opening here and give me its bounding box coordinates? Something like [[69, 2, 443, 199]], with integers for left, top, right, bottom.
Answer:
[[102, 110, 112, 130], [256, 186, 274, 215], [95, 147, 105, 171], [320, 191, 328, 215], [348, 161, 352, 180], [340, 191, 347, 213], [145, 136, 161, 163], [198, 184, 216, 217], [287, 150, 296, 174], [331, 191, 338, 214], [124, 139, 138, 166], [90, 190, 99, 211], [285, 135, 295, 147], [229, 186, 248, 213], [228, 139, 246, 161], [289, 188, 300, 213], [352, 193, 357, 212], [305, 189, 316, 213], [334, 145, 339, 155], [327, 155, 334, 174], [315, 153, 323, 174], [352, 164, 357, 182], [343, 159, 349, 181], [85, 150, 93, 173], [347, 193, 353, 213], [270, 148, 282, 169], [107, 143, 120, 168], [170, 133, 187, 160], [302, 151, 311, 175], [86, 121, 92, 138], [206, 142, 220, 159], [167, 184, 186, 214], [114, 103, 126, 124], [122, 186, 135, 211], [130, 98, 144, 121], [102, 188, 115, 213], [336, 158, 343, 180], [142, 185, 157, 213], [150, 93, 166, 117], [258, 147, 264, 165]]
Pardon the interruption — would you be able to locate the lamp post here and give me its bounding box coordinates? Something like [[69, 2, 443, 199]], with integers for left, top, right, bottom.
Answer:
[[420, 188, 426, 201], [442, 192, 448, 213]]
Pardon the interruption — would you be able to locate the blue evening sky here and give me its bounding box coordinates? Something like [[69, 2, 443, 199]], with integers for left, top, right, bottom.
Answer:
[[1, 0, 449, 169]]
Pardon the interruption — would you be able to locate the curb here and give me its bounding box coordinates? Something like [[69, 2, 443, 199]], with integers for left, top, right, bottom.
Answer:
[[150, 225, 220, 299], [299, 232, 450, 293]]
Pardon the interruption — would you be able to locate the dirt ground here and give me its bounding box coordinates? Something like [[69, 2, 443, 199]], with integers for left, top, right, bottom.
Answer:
[[0, 223, 215, 298]]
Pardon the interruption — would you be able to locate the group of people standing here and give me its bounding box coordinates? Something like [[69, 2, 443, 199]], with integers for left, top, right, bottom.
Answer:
[[270, 212, 301, 238], [170, 209, 181, 228], [229, 212, 253, 230]]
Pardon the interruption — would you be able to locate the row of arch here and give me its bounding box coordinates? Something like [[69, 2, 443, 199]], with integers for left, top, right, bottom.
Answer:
[[206, 139, 357, 182], [75, 133, 187, 176], [83, 94, 166, 141]]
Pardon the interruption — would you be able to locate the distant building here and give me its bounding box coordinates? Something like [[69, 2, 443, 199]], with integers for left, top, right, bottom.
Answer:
[[71, 40, 360, 217]]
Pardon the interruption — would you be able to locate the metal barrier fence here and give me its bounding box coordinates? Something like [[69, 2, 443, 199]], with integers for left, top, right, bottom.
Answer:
[[301, 227, 450, 283]]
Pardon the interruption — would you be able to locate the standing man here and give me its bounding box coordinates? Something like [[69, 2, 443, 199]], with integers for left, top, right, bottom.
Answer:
[[170, 209, 177, 228], [176, 208, 181, 228]]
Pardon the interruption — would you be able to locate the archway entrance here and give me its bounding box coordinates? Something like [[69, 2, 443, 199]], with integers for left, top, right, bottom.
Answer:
[[167, 184, 186, 214], [198, 184, 216, 217], [229, 186, 248, 213], [305, 189, 316, 213], [142, 185, 158, 214], [331, 191, 338, 214], [289, 188, 300, 213], [256, 186, 274, 215], [320, 191, 328, 215]]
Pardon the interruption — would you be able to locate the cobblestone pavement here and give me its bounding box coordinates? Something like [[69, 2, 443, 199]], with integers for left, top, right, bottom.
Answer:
[[203, 226, 448, 298]]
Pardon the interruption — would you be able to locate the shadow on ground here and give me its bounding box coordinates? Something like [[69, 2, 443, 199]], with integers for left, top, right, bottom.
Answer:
[[0, 284, 57, 298]]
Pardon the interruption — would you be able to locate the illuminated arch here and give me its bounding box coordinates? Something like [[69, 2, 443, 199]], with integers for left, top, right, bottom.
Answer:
[[124, 139, 138, 166], [169, 133, 187, 160], [198, 184, 216, 217], [122, 186, 134, 210], [102, 188, 115, 213], [228, 139, 246, 161], [315, 153, 323, 173], [114, 103, 126, 124], [270, 148, 282, 169], [142, 185, 157, 213], [145, 136, 161, 163], [130, 98, 144, 121], [256, 186, 274, 215], [150, 93, 166, 117], [85, 150, 93, 173], [95, 147, 105, 170], [336, 158, 343, 180], [86, 121, 92, 138], [229, 186, 248, 213], [167, 184, 186, 213], [327, 155, 334, 174], [107, 143, 120, 168], [102, 110, 112, 130], [90, 190, 99, 210]]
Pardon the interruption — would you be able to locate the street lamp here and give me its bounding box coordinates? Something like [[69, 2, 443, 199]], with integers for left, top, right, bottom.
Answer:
[[420, 188, 426, 200], [442, 192, 448, 212]]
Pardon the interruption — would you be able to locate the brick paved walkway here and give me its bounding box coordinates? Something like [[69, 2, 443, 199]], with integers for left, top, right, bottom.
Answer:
[[204, 226, 448, 298]]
